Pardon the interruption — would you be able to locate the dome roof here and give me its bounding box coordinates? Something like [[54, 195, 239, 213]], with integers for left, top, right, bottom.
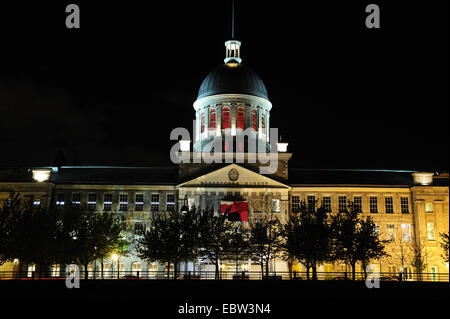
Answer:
[[197, 63, 268, 100]]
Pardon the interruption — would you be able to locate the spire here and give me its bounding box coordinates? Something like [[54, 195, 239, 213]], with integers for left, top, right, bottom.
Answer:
[[224, 0, 242, 64]]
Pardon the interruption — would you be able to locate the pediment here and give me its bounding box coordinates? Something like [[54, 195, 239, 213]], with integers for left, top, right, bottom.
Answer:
[[177, 164, 290, 189]]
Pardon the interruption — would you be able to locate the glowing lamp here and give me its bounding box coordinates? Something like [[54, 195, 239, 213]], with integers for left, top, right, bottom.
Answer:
[[277, 142, 288, 152], [32, 169, 51, 182], [412, 172, 433, 185], [111, 253, 118, 261]]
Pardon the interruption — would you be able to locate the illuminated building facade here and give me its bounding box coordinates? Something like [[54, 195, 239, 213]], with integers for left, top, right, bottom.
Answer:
[[1, 38, 449, 279]]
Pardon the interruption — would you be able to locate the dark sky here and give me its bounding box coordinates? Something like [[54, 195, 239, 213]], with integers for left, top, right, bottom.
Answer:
[[0, 1, 448, 171]]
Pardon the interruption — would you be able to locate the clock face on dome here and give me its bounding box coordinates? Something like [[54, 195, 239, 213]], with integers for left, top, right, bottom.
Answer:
[[228, 168, 239, 181]]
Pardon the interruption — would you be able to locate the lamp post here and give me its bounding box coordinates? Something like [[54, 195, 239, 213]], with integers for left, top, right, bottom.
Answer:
[[180, 195, 189, 214]]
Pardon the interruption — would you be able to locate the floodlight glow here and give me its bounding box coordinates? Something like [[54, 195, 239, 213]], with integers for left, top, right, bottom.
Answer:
[[32, 169, 51, 182]]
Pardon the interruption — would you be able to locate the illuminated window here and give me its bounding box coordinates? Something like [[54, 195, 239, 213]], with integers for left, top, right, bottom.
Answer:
[[387, 224, 395, 241], [338, 196, 347, 213], [209, 109, 216, 129], [51, 264, 60, 277], [425, 203, 433, 213], [237, 107, 245, 130], [88, 193, 96, 211], [135, 194, 144, 211], [402, 224, 411, 242], [200, 113, 205, 133], [250, 109, 257, 131], [56, 193, 65, 206], [151, 193, 159, 211], [104, 194, 112, 211], [427, 223, 435, 240], [119, 194, 128, 211], [354, 196, 362, 212], [134, 221, 146, 234], [27, 264, 36, 277], [222, 107, 230, 129], [272, 199, 280, 213], [385, 197, 393, 213], [166, 194, 175, 211], [72, 193, 81, 205], [322, 196, 331, 212], [369, 196, 378, 213], [292, 195, 300, 211], [307, 195, 315, 212], [401, 197, 409, 214], [261, 115, 266, 130]]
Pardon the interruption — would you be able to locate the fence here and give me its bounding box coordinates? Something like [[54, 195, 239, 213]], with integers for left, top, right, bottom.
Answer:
[[0, 270, 449, 282]]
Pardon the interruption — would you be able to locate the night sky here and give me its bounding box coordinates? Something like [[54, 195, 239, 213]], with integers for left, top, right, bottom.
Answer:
[[0, 1, 448, 171]]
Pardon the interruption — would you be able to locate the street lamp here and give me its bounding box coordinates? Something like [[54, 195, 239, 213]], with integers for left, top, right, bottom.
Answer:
[[180, 195, 189, 214]]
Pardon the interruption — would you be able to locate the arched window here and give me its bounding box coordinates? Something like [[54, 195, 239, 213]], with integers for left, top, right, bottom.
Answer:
[[222, 107, 230, 129], [209, 109, 216, 129], [237, 107, 245, 130], [200, 113, 205, 133], [261, 115, 266, 130], [250, 109, 257, 131]]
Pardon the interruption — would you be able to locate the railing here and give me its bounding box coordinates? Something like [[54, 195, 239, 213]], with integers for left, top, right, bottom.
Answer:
[[0, 270, 448, 282]]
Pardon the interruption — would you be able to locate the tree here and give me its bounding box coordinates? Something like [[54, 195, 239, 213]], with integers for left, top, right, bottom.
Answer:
[[330, 202, 387, 280], [198, 209, 233, 280], [137, 209, 199, 279], [440, 232, 449, 264], [248, 213, 283, 279], [224, 222, 251, 274], [409, 236, 429, 281], [282, 201, 331, 280], [0, 193, 24, 266]]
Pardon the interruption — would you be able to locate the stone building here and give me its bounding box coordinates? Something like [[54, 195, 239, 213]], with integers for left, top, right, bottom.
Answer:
[[1, 37, 448, 280]]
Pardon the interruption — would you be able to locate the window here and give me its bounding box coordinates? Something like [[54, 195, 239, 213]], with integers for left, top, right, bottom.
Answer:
[[56, 193, 65, 206], [166, 194, 175, 211], [250, 109, 257, 131], [307, 195, 315, 211], [292, 196, 300, 211], [272, 199, 280, 213], [385, 197, 393, 214], [209, 109, 216, 129], [369, 196, 378, 213], [27, 264, 36, 277], [237, 107, 245, 130], [104, 194, 112, 211], [402, 224, 411, 242], [401, 197, 409, 214], [427, 223, 435, 241], [88, 193, 96, 211], [119, 194, 128, 211], [261, 115, 265, 130], [151, 193, 160, 211], [135, 194, 144, 211], [51, 264, 60, 277], [222, 107, 230, 129], [72, 193, 81, 205], [425, 203, 433, 213], [338, 196, 347, 213], [354, 196, 362, 212], [200, 113, 205, 133], [322, 196, 331, 212], [430, 266, 438, 282], [387, 224, 395, 241]]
